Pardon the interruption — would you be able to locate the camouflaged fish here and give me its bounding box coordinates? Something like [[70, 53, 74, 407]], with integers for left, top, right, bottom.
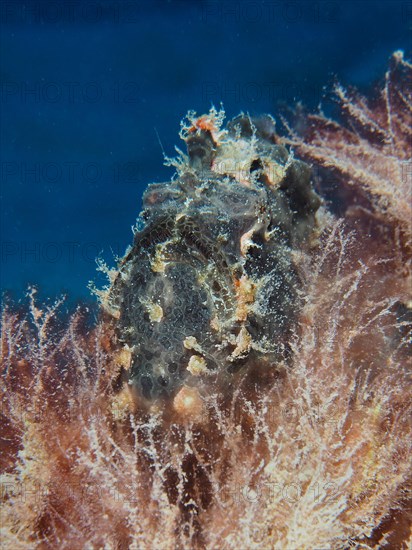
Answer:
[[103, 109, 321, 400]]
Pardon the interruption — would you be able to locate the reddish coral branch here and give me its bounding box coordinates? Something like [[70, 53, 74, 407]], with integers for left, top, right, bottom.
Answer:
[[287, 51, 412, 259]]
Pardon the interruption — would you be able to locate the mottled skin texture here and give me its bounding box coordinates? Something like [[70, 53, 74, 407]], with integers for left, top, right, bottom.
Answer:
[[110, 115, 320, 400]]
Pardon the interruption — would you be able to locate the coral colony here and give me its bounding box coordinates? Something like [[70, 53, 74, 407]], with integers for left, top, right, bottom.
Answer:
[[1, 52, 411, 548]]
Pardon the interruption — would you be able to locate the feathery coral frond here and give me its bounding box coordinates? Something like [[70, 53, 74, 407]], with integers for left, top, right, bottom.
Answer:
[[287, 51, 412, 256]]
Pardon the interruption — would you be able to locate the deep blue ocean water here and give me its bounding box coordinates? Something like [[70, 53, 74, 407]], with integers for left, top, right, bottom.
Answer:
[[1, 0, 411, 306]]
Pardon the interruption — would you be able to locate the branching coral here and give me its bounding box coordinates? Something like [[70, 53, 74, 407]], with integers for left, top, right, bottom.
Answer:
[[1, 52, 411, 549], [286, 51, 412, 265]]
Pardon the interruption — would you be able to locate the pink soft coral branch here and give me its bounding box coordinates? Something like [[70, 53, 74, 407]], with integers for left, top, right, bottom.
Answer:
[[287, 51, 412, 251]]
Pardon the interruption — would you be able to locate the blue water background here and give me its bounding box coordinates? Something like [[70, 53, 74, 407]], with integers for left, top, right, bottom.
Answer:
[[1, 0, 411, 305]]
